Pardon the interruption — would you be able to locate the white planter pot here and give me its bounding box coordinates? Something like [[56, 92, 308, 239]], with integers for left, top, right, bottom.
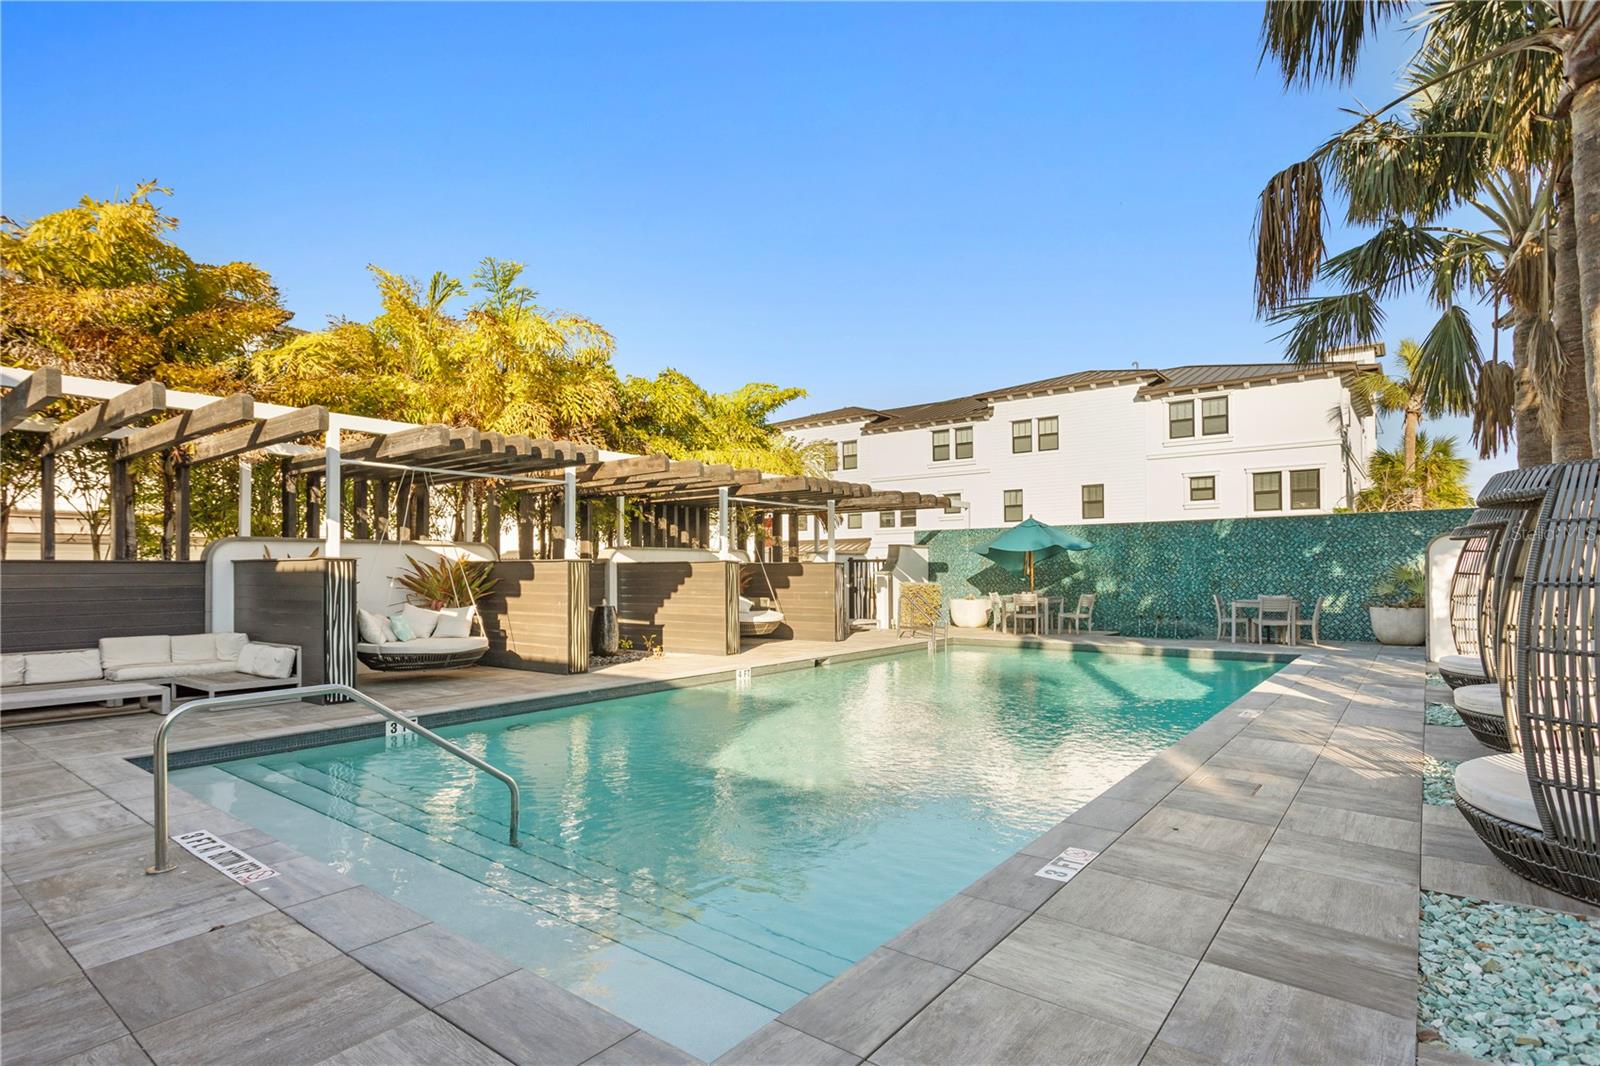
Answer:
[[1368, 606, 1426, 646], [950, 598, 990, 629]]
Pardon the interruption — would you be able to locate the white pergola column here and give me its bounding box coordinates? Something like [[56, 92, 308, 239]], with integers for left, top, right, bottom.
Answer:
[[615, 495, 626, 548], [826, 500, 837, 562], [238, 460, 252, 537], [716, 486, 730, 554], [563, 466, 579, 560], [323, 421, 342, 556]]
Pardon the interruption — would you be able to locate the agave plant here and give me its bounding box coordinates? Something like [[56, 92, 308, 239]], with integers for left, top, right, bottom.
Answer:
[[396, 553, 496, 609]]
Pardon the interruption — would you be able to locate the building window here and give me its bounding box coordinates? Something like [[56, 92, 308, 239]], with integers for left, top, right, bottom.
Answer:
[[1290, 468, 1321, 510], [1169, 400, 1194, 439], [931, 429, 949, 462], [840, 440, 857, 470], [1003, 490, 1023, 523], [1202, 395, 1229, 435], [847, 513, 862, 529], [900, 510, 916, 527], [944, 492, 962, 515], [1037, 416, 1059, 451], [1253, 471, 1282, 511], [1082, 483, 1104, 520], [1189, 475, 1215, 502], [879, 511, 896, 528], [822, 441, 837, 472], [955, 425, 973, 460], [1011, 419, 1032, 454]]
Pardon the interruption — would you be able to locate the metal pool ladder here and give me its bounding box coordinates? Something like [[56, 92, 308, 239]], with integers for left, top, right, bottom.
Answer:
[[146, 683, 521, 875]]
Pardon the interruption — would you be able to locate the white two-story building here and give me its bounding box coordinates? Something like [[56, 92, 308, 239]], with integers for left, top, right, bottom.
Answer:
[[774, 351, 1381, 557]]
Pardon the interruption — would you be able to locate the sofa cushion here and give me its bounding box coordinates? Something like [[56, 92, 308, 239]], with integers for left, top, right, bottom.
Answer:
[[1456, 753, 1540, 829], [100, 635, 172, 671], [432, 606, 476, 639], [105, 663, 180, 682], [239, 643, 297, 679], [358, 609, 394, 645], [1, 654, 25, 687], [1453, 684, 1503, 716], [214, 632, 249, 661], [171, 634, 218, 664], [166, 660, 241, 677], [24, 649, 103, 685], [401, 603, 441, 640]]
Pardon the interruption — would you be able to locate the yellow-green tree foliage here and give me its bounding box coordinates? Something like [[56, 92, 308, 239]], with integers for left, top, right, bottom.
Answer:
[[614, 369, 821, 474], [0, 182, 289, 390]]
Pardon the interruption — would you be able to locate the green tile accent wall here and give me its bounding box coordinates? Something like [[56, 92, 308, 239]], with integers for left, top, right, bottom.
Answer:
[[918, 509, 1471, 642]]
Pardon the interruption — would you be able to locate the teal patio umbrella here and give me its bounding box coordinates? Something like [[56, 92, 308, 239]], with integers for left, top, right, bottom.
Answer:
[[976, 517, 1093, 589]]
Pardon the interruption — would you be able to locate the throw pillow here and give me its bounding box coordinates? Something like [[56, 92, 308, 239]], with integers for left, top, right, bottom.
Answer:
[[239, 643, 297, 679], [401, 602, 441, 639], [432, 605, 476, 638], [387, 614, 416, 642], [358, 609, 393, 645]]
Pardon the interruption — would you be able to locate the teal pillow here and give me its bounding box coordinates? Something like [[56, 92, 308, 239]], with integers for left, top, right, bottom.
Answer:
[[387, 613, 416, 642]]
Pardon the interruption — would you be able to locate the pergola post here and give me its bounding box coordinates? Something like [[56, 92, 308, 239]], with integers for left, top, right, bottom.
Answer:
[[516, 492, 534, 558], [238, 460, 252, 538], [175, 463, 191, 560], [305, 473, 320, 541], [562, 467, 579, 559], [414, 483, 429, 538], [826, 500, 837, 562], [786, 510, 799, 562], [614, 495, 626, 548], [323, 420, 342, 556], [374, 479, 392, 540], [280, 462, 296, 537], [111, 458, 135, 560], [717, 486, 730, 554], [38, 451, 55, 560], [353, 477, 369, 539]]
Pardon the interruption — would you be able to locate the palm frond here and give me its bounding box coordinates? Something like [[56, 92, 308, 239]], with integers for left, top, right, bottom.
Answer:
[[1416, 305, 1482, 411], [1255, 159, 1327, 313], [1259, 1, 1407, 87], [1266, 290, 1385, 365]]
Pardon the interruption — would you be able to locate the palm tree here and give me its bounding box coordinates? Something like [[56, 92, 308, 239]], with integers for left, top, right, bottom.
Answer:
[[1355, 432, 1473, 512], [1254, 1, 1600, 453], [1352, 339, 1469, 506]]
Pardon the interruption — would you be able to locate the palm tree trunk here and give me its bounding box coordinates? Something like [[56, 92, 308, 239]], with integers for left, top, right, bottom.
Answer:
[[1564, 33, 1600, 454], [1553, 174, 1594, 460], [1513, 317, 1552, 467], [1402, 401, 1421, 508]]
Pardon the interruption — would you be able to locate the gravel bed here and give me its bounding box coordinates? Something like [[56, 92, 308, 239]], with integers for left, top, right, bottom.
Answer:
[[1427, 702, 1466, 727], [1424, 756, 1462, 806], [1419, 891, 1600, 1064]]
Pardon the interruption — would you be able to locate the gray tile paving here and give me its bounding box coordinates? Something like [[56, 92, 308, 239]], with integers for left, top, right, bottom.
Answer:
[[777, 947, 961, 1058], [884, 892, 1028, 971], [717, 1022, 859, 1066], [351, 922, 519, 1007], [315, 1013, 512, 1066], [48, 1035, 155, 1066], [584, 1030, 704, 1066], [285, 885, 430, 952], [435, 969, 637, 1066], [0, 974, 129, 1066], [1035, 867, 1232, 959]]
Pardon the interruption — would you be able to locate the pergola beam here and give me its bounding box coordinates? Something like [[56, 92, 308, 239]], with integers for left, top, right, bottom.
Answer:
[[1, 367, 64, 432], [118, 394, 256, 460], [46, 381, 166, 453], [188, 405, 330, 464]]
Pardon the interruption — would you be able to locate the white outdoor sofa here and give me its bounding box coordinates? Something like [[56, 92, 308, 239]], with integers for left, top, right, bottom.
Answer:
[[0, 633, 301, 717]]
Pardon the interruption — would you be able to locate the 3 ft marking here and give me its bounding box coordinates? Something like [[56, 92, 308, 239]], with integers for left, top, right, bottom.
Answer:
[[1035, 846, 1100, 884]]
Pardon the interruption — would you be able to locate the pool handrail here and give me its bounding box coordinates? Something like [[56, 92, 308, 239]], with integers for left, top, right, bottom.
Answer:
[[146, 683, 521, 874]]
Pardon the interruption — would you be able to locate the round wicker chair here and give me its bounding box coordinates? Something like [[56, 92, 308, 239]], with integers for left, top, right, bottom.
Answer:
[[1455, 460, 1600, 905]]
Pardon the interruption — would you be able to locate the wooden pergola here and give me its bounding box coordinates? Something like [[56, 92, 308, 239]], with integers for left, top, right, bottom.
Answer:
[[2, 367, 950, 563]]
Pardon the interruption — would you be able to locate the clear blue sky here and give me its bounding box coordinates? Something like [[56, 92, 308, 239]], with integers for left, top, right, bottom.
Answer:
[[1, 1, 1506, 490]]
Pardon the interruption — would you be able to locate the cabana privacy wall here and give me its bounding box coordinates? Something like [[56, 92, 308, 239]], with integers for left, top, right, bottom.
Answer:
[[741, 563, 850, 641], [0, 561, 205, 652], [921, 509, 1471, 641], [593, 561, 740, 655]]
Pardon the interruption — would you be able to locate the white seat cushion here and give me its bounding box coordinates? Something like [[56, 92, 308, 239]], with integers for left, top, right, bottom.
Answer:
[[1453, 684, 1503, 715], [362, 636, 488, 655], [215, 632, 249, 661], [166, 660, 241, 677], [171, 634, 219, 664], [1456, 753, 1541, 829], [432, 606, 476, 639], [1, 654, 25, 686], [401, 603, 442, 640], [24, 649, 103, 684], [105, 663, 180, 681], [239, 643, 297, 679], [1438, 653, 1487, 678], [100, 635, 171, 671]]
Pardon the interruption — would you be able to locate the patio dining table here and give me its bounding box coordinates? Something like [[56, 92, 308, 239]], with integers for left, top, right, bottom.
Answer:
[[997, 594, 1061, 634], [1230, 597, 1301, 645]]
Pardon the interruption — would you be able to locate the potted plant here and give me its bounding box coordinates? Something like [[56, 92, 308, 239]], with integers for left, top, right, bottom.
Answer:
[[1368, 560, 1426, 645], [397, 554, 496, 609], [950, 593, 991, 629]]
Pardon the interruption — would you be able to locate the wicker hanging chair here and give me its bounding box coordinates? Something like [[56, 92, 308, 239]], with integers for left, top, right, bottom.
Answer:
[[1455, 459, 1600, 905]]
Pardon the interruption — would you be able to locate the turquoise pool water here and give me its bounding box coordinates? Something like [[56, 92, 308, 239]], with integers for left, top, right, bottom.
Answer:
[[176, 646, 1278, 1059]]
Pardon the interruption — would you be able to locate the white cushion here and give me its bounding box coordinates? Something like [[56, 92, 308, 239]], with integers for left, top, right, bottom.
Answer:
[[214, 632, 249, 661], [432, 606, 475, 639], [165, 660, 240, 677], [401, 603, 441, 640], [1438, 653, 1487, 678], [171, 634, 218, 664], [1456, 753, 1541, 829], [1453, 684, 1503, 715], [25, 649, 104, 684], [361, 636, 488, 655], [239, 643, 297, 679], [357, 609, 394, 645], [105, 663, 180, 681], [1, 654, 25, 686], [99, 635, 171, 671]]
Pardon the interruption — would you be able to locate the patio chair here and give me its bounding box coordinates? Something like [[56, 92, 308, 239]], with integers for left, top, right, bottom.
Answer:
[[1456, 459, 1599, 905], [987, 592, 1010, 632], [1254, 596, 1296, 645], [1059, 593, 1096, 633], [1011, 592, 1043, 635], [1292, 596, 1324, 645], [1214, 593, 1251, 642], [1448, 466, 1561, 751]]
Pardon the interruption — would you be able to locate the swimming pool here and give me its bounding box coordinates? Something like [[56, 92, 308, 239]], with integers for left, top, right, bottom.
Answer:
[[175, 645, 1279, 1059]]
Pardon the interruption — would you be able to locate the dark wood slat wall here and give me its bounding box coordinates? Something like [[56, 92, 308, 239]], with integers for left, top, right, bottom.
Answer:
[[0, 561, 206, 652], [609, 561, 738, 655], [232, 559, 350, 687], [480, 560, 590, 674], [743, 562, 849, 641]]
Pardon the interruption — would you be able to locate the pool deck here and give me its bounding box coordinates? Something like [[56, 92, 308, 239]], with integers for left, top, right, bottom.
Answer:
[[3, 630, 1596, 1066]]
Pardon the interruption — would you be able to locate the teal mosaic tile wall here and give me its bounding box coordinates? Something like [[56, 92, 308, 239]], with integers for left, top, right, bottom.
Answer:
[[918, 509, 1471, 642]]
